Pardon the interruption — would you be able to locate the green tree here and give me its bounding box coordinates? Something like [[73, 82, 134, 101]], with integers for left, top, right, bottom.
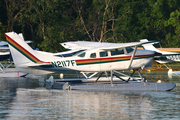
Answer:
[[3, 0, 180, 51], [132, 0, 180, 47], [17, 0, 77, 52], [4, 0, 28, 31]]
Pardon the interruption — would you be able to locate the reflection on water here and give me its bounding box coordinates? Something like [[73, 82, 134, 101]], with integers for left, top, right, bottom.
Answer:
[[7, 89, 152, 119], [0, 72, 180, 119]]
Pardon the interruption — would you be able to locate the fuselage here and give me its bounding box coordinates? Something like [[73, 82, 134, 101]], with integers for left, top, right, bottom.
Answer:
[[23, 46, 155, 73]]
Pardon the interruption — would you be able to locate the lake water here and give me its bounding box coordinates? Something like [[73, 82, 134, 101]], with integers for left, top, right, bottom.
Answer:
[[0, 71, 180, 120]]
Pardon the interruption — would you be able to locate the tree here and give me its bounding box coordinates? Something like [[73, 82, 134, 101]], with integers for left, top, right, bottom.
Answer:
[[2, 0, 180, 52], [4, 0, 28, 31], [0, 0, 6, 40], [164, 10, 180, 47], [17, 0, 77, 52]]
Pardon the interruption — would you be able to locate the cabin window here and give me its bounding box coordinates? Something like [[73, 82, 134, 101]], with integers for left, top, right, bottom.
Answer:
[[100, 51, 108, 57], [126, 47, 134, 53], [90, 53, 96, 58], [78, 52, 86, 57], [110, 48, 124, 56]]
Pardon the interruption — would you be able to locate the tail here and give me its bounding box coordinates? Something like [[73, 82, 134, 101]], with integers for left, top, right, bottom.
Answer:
[[5, 32, 49, 67], [140, 39, 161, 53]]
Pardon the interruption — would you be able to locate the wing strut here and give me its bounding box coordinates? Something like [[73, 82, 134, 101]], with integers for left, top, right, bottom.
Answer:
[[128, 45, 137, 69]]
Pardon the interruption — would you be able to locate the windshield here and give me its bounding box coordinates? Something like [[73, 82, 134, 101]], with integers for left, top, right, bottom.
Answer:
[[73, 50, 86, 56], [126, 47, 134, 53], [71, 50, 85, 56], [77, 52, 86, 57]]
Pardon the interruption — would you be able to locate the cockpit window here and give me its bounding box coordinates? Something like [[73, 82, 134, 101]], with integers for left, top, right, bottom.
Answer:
[[78, 52, 86, 57], [110, 48, 124, 56], [73, 50, 85, 56], [100, 51, 108, 57], [126, 47, 134, 53], [90, 53, 96, 58], [71, 50, 85, 55]]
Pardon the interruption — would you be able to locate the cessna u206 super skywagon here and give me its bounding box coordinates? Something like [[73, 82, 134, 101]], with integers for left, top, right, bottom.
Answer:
[[5, 32, 175, 91]]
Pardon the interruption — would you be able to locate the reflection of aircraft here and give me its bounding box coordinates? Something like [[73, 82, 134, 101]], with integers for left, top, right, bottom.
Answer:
[[5, 32, 176, 91], [141, 39, 180, 64]]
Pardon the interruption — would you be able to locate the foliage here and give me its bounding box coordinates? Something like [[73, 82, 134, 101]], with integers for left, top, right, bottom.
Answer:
[[0, 0, 180, 52]]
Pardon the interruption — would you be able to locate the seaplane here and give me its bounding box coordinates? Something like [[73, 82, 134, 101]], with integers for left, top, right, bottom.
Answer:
[[5, 31, 176, 91], [140, 39, 180, 79], [141, 39, 180, 64]]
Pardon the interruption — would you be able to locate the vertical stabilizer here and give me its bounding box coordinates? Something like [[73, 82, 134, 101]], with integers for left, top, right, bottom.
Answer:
[[5, 32, 48, 67], [18, 33, 24, 40], [140, 39, 161, 53]]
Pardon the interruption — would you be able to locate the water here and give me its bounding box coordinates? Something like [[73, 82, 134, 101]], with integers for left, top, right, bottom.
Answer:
[[0, 71, 180, 120]]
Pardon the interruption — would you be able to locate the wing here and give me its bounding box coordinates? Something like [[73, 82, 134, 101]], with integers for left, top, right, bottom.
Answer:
[[99, 40, 159, 50], [61, 40, 159, 50], [60, 41, 116, 50], [0, 41, 8, 46], [0, 46, 10, 50]]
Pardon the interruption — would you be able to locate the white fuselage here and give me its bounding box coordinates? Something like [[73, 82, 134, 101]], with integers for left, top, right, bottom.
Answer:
[[16, 47, 155, 75]]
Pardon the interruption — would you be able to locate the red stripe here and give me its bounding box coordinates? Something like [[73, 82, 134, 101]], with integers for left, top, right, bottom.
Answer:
[[76, 54, 153, 62]]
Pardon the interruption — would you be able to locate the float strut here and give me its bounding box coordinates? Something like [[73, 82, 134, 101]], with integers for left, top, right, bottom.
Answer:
[[110, 70, 113, 85], [137, 69, 144, 82], [127, 69, 136, 82], [113, 73, 126, 81], [94, 72, 104, 84]]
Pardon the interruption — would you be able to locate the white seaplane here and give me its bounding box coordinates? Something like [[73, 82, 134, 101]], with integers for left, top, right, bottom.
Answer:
[[5, 32, 176, 91], [140, 39, 180, 79], [141, 39, 180, 64]]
